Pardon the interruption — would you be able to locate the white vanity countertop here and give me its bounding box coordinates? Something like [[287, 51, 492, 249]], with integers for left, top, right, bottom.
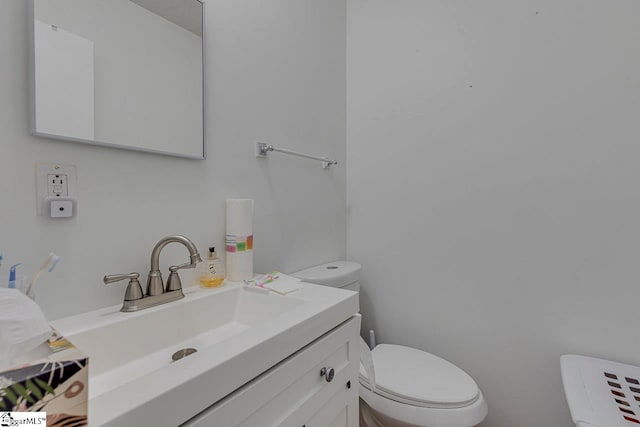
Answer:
[[51, 282, 359, 427]]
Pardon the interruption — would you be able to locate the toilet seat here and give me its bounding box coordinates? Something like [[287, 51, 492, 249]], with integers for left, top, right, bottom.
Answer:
[[358, 344, 488, 427], [359, 344, 480, 409], [359, 378, 480, 410], [359, 385, 488, 427]]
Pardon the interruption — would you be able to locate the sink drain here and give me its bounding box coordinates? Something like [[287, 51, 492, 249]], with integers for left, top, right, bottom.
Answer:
[[172, 348, 197, 362]]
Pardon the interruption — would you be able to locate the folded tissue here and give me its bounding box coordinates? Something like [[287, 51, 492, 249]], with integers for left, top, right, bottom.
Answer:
[[244, 271, 303, 295], [0, 289, 52, 370]]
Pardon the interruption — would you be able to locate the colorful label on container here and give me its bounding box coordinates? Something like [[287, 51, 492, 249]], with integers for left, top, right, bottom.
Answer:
[[226, 234, 253, 253]]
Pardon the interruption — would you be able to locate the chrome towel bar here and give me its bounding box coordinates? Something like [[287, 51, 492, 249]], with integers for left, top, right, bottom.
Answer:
[[256, 142, 338, 169]]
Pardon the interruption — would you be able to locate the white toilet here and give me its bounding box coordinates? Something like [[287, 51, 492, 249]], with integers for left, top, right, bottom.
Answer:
[[293, 261, 488, 427]]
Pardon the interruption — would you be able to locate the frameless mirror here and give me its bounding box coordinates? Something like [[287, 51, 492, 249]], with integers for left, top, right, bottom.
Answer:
[[29, 0, 205, 159]]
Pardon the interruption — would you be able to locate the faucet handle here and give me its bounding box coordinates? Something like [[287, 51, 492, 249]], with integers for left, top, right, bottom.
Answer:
[[165, 261, 199, 292], [168, 261, 196, 272], [166, 265, 185, 293], [104, 272, 144, 301], [104, 272, 139, 283]]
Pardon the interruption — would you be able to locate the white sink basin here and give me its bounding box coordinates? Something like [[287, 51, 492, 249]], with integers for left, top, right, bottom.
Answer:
[[51, 282, 358, 426], [57, 285, 303, 399]]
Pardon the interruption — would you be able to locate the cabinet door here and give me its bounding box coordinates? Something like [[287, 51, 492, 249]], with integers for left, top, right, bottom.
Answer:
[[183, 315, 361, 427], [305, 380, 359, 427]]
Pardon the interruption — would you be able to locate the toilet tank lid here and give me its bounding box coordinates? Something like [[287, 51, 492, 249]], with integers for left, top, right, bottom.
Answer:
[[292, 261, 361, 288]]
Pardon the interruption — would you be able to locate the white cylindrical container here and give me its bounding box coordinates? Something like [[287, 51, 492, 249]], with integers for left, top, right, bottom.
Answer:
[[226, 199, 253, 281]]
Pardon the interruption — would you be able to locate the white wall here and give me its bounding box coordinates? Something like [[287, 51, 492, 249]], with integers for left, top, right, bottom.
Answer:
[[34, 0, 203, 156], [0, 0, 346, 320], [347, 1, 640, 426]]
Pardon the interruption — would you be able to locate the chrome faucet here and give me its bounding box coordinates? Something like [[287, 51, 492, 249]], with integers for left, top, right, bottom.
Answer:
[[148, 235, 202, 295], [104, 235, 202, 312]]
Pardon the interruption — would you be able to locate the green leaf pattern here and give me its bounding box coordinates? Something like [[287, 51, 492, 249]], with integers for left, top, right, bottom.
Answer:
[[34, 377, 56, 395], [26, 380, 43, 400], [0, 375, 57, 412]]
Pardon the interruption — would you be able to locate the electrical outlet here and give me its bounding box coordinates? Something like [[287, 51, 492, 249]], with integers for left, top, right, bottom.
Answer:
[[47, 173, 68, 196], [36, 163, 78, 216]]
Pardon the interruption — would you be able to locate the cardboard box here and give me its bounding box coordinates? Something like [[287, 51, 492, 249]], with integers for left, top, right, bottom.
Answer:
[[0, 330, 88, 425]]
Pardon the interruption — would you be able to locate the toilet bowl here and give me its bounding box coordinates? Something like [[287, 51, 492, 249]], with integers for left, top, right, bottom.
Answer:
[[293, 261, 488, 427]]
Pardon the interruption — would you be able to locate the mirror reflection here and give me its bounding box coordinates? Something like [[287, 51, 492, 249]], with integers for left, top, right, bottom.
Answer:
[[30, 0, 204, 159]]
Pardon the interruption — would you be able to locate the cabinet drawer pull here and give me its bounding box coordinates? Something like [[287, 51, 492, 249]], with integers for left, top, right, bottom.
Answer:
[[320, 367, 335, 383]]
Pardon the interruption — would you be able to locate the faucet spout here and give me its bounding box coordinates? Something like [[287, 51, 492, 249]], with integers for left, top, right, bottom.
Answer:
[[147, 235, 202, 296], [150, 235, 202, 271]]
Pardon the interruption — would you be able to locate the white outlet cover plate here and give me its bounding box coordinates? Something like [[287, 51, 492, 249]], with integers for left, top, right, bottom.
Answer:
[[36, 163, 78, 216], [50, 199, 74, 218]]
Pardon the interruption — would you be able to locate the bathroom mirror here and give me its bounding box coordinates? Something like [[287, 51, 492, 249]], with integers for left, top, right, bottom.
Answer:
[[29, 0, 205, 159]]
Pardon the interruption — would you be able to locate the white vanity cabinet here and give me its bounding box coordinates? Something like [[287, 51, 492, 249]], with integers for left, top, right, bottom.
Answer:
[[183, 315, 361, 427]]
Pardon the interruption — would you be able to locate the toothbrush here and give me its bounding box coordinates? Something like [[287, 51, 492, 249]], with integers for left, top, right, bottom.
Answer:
[[8, 263, 21, 288], [26, 252, 60, 299]]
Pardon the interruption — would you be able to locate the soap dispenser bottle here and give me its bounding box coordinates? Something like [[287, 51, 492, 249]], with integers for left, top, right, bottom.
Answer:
[[198, 247, 225, 288]]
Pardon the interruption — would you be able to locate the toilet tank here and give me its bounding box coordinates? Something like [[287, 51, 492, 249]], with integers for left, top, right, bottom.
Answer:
[[292, 261, 361, 293]]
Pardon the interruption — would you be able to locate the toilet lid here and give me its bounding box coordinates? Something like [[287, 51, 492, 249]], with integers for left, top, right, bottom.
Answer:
[[359, 344, 480, 408]]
